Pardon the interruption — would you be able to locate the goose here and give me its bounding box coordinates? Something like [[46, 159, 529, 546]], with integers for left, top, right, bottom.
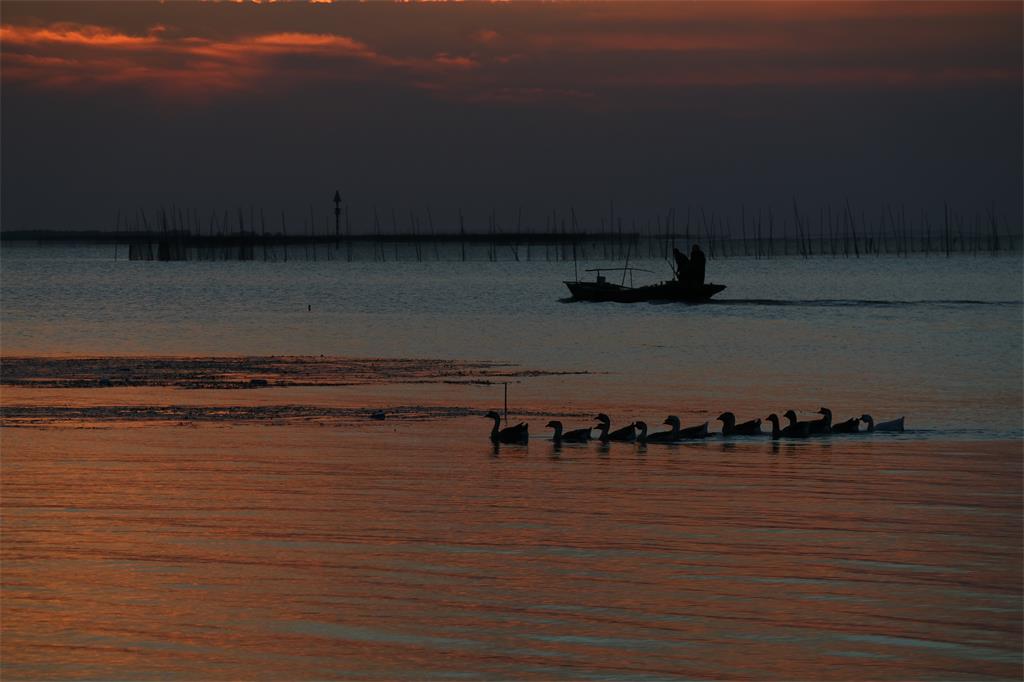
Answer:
[[809, 407, 832, 435], [717, 411, 762, 436], [644, 416, 680, 443], [485, 410, 529, 444], [860, 414, 905, 432], [634, 420, 649, 443], [782, 410, 814, 437], [779, 410, 812, 438], [646, 415, 709, 443], [545, 420, 592, 443], [677, 417, 710, 439], [876, 416, 905, 432], [595, 414, 637, 443], [830, 416, 860, 433]]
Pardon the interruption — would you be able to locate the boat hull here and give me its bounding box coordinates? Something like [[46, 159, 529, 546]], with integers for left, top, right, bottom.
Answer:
[[564, 280, 726, 303]]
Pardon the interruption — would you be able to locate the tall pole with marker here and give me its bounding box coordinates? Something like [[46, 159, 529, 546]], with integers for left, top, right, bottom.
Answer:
[[333, 189, 341, 249]]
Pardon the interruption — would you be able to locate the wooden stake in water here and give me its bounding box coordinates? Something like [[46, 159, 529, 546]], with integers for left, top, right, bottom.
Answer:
[[333, 190, 341, 248], [571, 207, 579, 281], [278, 211, 286, 262], [503, 382, 508, 427]]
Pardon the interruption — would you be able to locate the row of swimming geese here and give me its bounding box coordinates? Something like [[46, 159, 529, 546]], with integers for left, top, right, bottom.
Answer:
[[486, 409, 905, 444]]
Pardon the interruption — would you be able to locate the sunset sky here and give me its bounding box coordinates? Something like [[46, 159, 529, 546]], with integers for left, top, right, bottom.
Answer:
[[2, 1, 1021, 232]]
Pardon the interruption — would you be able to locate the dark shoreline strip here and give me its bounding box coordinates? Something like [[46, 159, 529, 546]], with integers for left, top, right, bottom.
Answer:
[[0, 405, 595, 426], [0, 356, 590, 389]]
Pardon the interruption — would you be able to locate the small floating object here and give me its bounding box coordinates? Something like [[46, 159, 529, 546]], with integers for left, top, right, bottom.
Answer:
[[717, 411, 762, 436], [486, 410, 529, 444], [861, 414, 904, 432], [370, 411, 386, 421]]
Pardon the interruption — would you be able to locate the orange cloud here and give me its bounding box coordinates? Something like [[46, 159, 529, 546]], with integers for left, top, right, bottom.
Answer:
[[183, 31, 387, 65], [472, 29, 499, 44], [1, 1, 1018, 106], [248, 33, 359, 49], [0, 23, 161, 48], [0, 21, 476, 96], [432, 53, 477, 69]]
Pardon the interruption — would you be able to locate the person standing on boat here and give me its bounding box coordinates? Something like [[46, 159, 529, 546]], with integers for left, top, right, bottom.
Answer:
[[689, 244, 706, 286], [672, 247, 689, 282]]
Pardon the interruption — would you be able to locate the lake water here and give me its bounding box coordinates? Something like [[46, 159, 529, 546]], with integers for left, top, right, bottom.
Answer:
[[1, 244, 1022, 679], [2, 245, 1021, 437]]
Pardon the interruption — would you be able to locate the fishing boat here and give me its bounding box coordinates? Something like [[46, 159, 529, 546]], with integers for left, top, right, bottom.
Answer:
[[564, 268, 726, 303]]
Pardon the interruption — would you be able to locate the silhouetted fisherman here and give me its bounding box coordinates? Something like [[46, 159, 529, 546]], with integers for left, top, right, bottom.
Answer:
[[672, 247, 689, 282], [689, 244, 706, 286]]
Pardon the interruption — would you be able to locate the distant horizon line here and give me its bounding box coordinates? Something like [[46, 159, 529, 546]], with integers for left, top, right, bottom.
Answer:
[[2, 198, 1021, 236]]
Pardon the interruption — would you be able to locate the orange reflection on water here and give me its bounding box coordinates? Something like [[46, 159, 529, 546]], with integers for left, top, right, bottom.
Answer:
[[2, 422, 1020, 680]]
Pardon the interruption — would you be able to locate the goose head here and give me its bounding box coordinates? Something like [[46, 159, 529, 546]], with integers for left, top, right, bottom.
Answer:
[[717, 411, 735, 424], [817, 407, 832, 416], [485, 410, 501, 421], [595, 413, 611, 424], [783, 409, 798, 423], [765, 413, 780, 426], [663, 415, 681, 427], [545, 420, 562, 430], [860, 414, 873, 423]]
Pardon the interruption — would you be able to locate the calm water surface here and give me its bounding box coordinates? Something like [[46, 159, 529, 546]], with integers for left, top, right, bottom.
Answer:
[[3, 424, 1022, 680], [3, 245, 1021, 436], [1, 245, 1022, 679]]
